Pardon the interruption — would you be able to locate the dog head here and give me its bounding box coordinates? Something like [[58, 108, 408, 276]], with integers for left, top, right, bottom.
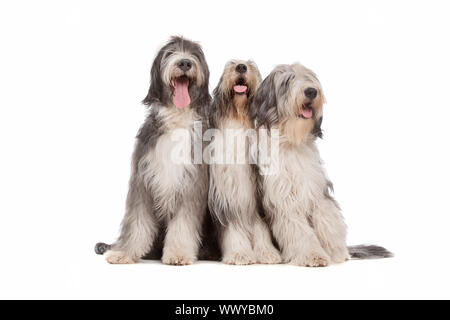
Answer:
[[250, 63, 325, 144], [209, 60, 261, 126], [143, 36, 210, 112]]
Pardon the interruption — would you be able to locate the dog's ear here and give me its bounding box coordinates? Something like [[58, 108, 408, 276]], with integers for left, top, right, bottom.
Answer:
[[195, 80, 212, 119], [142, 49, 165, 106], [208, 75, 229, 128], [250, 72, 279, 128], [194, 48, 211, 111], [312, 116, 323, 138]]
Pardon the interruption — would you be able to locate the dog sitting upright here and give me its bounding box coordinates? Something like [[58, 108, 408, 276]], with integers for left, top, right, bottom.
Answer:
[[95, 36, 211, 265], [207, 60, 281, 265], [250, 63, 392, 266]]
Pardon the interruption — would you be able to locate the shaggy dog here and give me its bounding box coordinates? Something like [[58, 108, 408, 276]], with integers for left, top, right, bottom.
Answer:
[[206, 60, 282, 265], [95, 36, 211, 265], [250, 63, 392, 266]]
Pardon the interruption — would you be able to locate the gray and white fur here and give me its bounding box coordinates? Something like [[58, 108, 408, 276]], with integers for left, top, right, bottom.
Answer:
[[206, 60, 282, 265], [95, 36, 211, 265], [250, 63, 392, 266]]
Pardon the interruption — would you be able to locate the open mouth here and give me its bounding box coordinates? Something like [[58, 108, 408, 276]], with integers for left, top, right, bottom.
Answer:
[[233, 77, 248, 95], [300, 102, 313, 119], [172, 75, 191, 108]]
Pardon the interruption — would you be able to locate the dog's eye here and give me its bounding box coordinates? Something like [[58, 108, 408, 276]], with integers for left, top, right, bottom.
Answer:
[[164, 51, 174, 58], [191, 53, 201, 61]]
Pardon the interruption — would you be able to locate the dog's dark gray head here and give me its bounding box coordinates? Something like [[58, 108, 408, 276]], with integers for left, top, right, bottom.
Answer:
[[143, 36, 210, 113], [208, 60, 261, 127], [250, 63, 325, 141]]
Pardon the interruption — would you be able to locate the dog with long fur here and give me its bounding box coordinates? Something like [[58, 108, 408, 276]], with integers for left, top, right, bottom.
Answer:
[[95, 36, 211, 265], [207, 60, 282, 265], [250, 63, 392, 266]]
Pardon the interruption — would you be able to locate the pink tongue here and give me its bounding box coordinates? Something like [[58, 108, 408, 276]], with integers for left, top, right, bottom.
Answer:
[[301, 108, 313, 119], [173, 78, 191, 108], [233, 85, 247, 93]]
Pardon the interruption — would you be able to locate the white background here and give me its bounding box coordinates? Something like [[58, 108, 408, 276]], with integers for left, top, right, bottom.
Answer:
[[1, 0, 449, 299]]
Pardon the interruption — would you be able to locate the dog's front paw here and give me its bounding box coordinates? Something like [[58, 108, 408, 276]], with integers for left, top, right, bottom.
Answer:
[[162, 248, 195, 266], [255, 247, 282, 264], [289, 250, 331, 267], [105, 251, 136, 264], [162, 255, 194, 266], [222, 252, 256, 265]]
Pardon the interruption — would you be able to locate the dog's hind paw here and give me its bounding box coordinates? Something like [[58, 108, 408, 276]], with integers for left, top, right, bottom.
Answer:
[[105, 251, 135, 264], [329, 246, 350, 264]]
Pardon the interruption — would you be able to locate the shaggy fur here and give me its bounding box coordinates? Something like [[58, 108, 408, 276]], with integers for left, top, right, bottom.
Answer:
[[207, 60, 282, 265], [95, 36, 211, 265], [250, 63, 392, 266]]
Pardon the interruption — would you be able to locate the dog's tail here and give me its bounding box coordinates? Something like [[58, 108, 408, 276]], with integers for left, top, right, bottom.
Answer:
[[348, 244, 393, 259], [95, 242, 111, 255]]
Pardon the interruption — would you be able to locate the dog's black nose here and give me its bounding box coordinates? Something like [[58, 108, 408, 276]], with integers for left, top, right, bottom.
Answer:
[[236, 64, 247, 74], [305, 87, 317, 99], [178, 59, 192, 72]]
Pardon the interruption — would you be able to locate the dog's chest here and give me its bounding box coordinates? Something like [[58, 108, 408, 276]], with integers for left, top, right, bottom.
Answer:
[[209, 118, 257, 209], [140, 108, 201, 208], [210, 119, 255, 178], [262, 143, 327, 211], [213, 118, 253, 163]]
